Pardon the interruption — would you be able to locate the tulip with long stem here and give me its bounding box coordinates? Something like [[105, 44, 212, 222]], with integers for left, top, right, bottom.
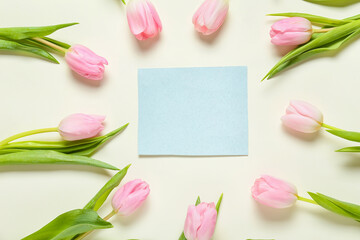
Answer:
[[0, 113, 105, 146], [252, 175, 360, 222], [281, 100, 345, 134], [0, 23, 108, 81], [75, 179, 150, 240], [281, 100, 360, 153], [263, 13, 360, 80]]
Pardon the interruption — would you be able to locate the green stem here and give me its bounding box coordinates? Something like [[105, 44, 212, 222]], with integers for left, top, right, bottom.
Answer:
[[313, 27, 335, 33], [322, 123, 344, 131], [0, 127, 58, 146], [297, 196, 318, 205], [75, 210, 116, 240], [121, 0, 126, 4], [32, 37, 68, 53]]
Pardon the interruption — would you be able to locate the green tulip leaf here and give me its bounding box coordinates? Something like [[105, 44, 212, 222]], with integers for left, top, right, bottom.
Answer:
[[21, 209, 112, 240], [41, 37, 71, 49], [84, 164, 131, 211], [345, 14, 360, 21], [0, 23, 78, 40], [216, 193, 223, 213], [0, 150, 118, 170], [336, 146, 360, 152], [308, 192, 360, 221], [304, 0, 360, 6], [263, 19, 360, 80], [327, 129, 360, 142], [268, 13, 351, 26], [0, 39, 58, 63], [195, 196, 201, 206]]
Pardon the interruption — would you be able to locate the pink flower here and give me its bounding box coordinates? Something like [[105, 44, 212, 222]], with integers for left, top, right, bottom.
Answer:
[[252, 175, 298, 209], [281, 100, 323, 133], [58, 113, 105, 141], [112, 179, 150, 216], [270, 17, 312, 46], [193, 0, 229, 35], [126, 0, 162, 40], [65, 45, 108, 81], [184, 202, 217, 240]]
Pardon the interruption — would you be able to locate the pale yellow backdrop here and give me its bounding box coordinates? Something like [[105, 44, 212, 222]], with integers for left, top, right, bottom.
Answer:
[[1, 0, 360, 239]]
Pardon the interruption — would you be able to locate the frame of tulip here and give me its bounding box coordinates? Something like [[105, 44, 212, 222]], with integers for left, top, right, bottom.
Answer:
[[263, 12, 360, 81]]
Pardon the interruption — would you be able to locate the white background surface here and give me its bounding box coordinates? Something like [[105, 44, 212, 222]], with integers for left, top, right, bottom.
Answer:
[[1, 0, 360, 239]]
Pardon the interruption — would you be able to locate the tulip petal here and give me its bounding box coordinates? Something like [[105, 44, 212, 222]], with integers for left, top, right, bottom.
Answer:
[[127, 0, 147, 35], [261, 175, 297, 194], [281, 114, 322, 133], [290, 100, 323, 123], [271, 17, 312, 33], [197, 205, 217, 240], [271, 31, 312, 46], [255, 190, 298, 208]]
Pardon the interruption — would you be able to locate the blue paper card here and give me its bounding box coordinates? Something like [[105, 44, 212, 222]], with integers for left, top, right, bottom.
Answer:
[[138, 66, 248, 156]]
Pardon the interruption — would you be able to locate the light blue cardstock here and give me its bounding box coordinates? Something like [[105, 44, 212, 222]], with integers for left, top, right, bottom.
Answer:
[[138, 66, 248, 156]]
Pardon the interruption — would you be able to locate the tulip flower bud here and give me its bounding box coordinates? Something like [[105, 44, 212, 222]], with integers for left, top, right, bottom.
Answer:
[[281, 100, 323, 133], [270, 17, 312, 46], [184, 202, 217, 240], [112, 179, 150, 216], [126, 0, 162, 40], [252, 175, 298, 209], [58, 113, 105, 141], [65, 45, 108, 81], [193, 0, 229, 35]]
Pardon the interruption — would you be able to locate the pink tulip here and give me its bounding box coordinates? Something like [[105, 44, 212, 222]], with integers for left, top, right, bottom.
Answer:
[[281, 100, 323, 133], [112, 179, 150, 216], [270, 17, 312, 46], [126, 0, 162, 40], [252, 175, 298, 209], [184, 202, 217, 240], [65, 45, 108, 81], [193, 0, 229, 35], [58, 113, 105, 141]]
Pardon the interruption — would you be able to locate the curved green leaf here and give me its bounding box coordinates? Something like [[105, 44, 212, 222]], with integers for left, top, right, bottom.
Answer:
[[304, 0, 360, 6], [345, 14, 360, 21], [336, 146, 360, 152], [216, 193, 223, 213], [0, 39, 58, 63], [22, 209, 112, 240], [268, 13, 351, 26], [0, 23, 78, 40], [308, 192, 360, 221], [74, 123, 129, 157], [0, 150, 118, 170], [41, 37, 71, 49], [84, 164, 131, 211], [327, 129, 360, 142]]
